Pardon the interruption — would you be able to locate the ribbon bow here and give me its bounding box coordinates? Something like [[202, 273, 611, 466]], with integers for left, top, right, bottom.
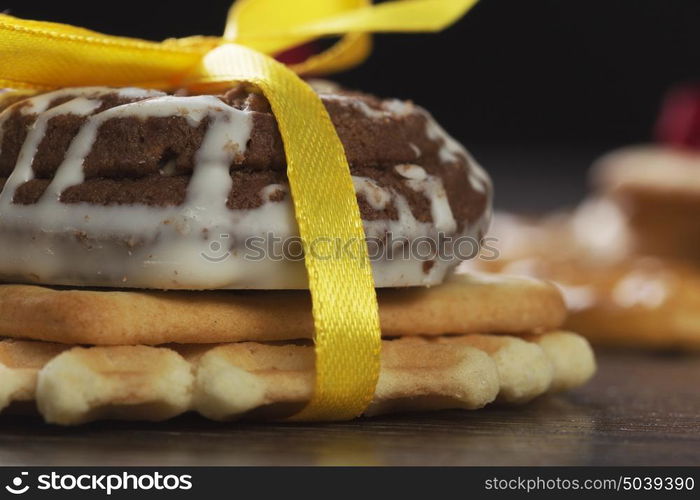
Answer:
[[0, 0, 478, 421]]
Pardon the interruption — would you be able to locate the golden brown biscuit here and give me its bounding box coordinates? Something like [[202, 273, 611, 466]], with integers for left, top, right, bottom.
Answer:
[[0, 272, 566, 345]]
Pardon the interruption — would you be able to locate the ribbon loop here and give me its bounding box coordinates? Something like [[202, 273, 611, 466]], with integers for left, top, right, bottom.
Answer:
[[0, 0, 479, 88]]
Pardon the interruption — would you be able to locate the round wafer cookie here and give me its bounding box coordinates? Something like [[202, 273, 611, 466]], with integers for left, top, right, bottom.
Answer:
[[0, 331, 595, 424]]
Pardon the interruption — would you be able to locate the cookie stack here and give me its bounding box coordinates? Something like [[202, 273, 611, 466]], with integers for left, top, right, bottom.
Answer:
[[0, 273, 595, 424], [0, 84, 595, 424]]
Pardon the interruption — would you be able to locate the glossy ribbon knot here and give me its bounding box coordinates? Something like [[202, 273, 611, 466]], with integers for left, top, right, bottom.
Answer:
[[0, 0, 478, 420]]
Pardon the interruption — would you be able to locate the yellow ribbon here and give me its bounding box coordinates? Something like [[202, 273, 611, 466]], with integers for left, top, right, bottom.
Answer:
[[0, 0, 478, 420]]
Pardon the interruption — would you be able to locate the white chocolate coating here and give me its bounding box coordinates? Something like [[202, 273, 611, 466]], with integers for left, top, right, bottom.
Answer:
[[0, 87, 491, 289]]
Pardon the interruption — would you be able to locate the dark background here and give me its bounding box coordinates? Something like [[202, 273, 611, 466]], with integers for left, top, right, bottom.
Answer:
[[4, 0, 699, 210]]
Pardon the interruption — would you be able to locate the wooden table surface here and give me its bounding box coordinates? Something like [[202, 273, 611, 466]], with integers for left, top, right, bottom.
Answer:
[[0, 349, 698, 466]]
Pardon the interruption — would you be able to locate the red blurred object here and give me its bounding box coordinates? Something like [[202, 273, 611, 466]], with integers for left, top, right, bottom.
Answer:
[[655, 83, 700, 150], [275, 42, 319, 65]]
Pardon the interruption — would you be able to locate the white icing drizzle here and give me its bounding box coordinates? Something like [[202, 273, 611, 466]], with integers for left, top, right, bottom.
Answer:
[[259, 184, 287, 202], [320, 94, 414, 120], [353, 176, 391, 210], [0, 87, 162, 176], [0, 99, 101, 208], [395, 164, 457, 234], [321, 95, 386, 119], [0, 88, 164, 210], [382, 99, 414, 116], [406, 173, 457, 235], [422, 109, 491, 195], [26, 87, 157, 115], [395, 164, 427, 181]]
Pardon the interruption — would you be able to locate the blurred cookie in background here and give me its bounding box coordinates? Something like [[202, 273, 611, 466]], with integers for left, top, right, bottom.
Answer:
[[465, 83, 700, 351]]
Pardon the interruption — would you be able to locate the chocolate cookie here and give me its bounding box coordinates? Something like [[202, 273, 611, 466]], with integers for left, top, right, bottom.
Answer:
[[0, 82, 491, 289]]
